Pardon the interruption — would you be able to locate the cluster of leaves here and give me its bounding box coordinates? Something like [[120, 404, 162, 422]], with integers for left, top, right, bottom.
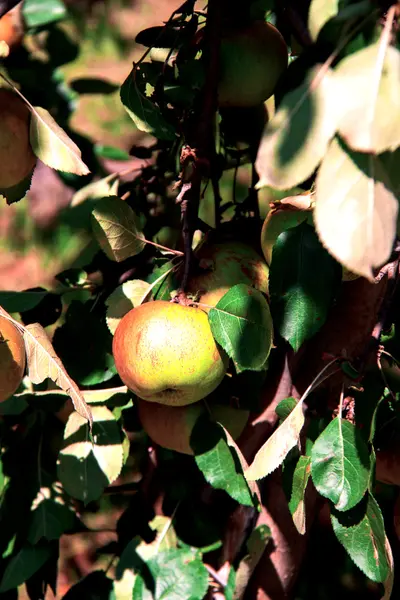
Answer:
[[0, 0, 400, 598]]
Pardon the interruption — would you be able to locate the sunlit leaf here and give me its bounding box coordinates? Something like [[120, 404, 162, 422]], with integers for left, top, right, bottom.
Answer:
[[29, 106, 89, 175], [331, 493, 390, 582], [71, 173, 119, 207], [105, 280, 151, 334], [91, 196, 146, 262], [308, 0, 339, 40], [233, 524, 271, 599], [334, 43, 400, 153], [23, 322, 92, 427], [245, 399, 305, 481], [255, 67, 341, 189], [148, 548, 209, 600], [58, 406, 124, 503], [208, 284, 273, 373], [314, 137, 398, 280], [288, 455, 311, 535], [23, 0, 67, 28]]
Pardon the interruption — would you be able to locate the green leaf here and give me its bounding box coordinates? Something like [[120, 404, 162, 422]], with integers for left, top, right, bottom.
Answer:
[[255, 67, 341, 189], [0, 290, 48, 312], [28, 498, 76, 544], [334, 42, 400, 153], [0, 544, 52, 592], [148, 548, 209, 600], [105, 280, 151, 334], [311, 418, 370, 511], [269, 222, 340, 352], [57, 406, 124, 503], [208, 284, 273, 373], [120, 68, 176, 140], [191, 416, 254, 506], [91, 196, 146, 262], [71, 173, 119, 207], [23, 0, 67, 28], [331, 493, 391, 582], [288, 455, 311, 534], [29, 106, 90, 175], [245, 399, 305, 481], [314, 137, 398, 280], [275, 397, 298, 422]]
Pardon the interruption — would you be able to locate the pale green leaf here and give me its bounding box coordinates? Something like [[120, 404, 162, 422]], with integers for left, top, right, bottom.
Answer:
[[148, 548, 209, 600], [255, 67, 341, 189], [57, 406, 123, 503], [245, 399, 305, 481], [91, 196, 146, 262], [308, 0, 339, 40], [335, 43, 400, 153], [30, 106, 89, 175], [23, 322, 93, 427], [71, 173, 119, 207], [105, 280, 151, 334], [288, 455, 311, 534], [314, 137, 398, 280], [233, 525, 271, 600]]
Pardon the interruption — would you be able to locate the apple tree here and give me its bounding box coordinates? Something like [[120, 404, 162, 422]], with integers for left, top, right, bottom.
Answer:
[[0, 0, 399, 598]]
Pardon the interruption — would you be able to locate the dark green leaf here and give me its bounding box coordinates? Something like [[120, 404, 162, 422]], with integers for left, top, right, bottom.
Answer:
[[70, 78, 118, 95], [311, 418, 370, 511], [120, 69, 176, 140], [28, 499, 76, 544], [62, 570, 114, 600], [270, 222, 340, 351], [23, 0, 67, 28], [191, 416, 254, 506], [0, 544, 53, 592], [148, 548, 209, 600], [0, 168, 34, 205], [208, 284, 273, 373], [331, 493, 390, 582], [275, 397, 298, 422], [0, 290, 47, 313], [94, 145, 131, 161]]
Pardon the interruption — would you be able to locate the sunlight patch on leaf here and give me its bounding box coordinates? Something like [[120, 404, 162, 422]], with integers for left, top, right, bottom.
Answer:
[[71, 173, 119, 207], [245, 398, 305, 481], [314, 137, 398, 280], [105, 280, 151, 334]]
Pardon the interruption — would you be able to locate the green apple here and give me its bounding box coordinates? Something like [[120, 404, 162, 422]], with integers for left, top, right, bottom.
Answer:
[[186, 241, 269, 311], [137, 397, 249, 455], [0, 316, 25, 402], [218, 21, 288, 107], [112, 300, 228, 406]]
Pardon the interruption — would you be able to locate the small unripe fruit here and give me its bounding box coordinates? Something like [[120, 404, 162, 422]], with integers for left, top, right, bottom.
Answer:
[[137, 398, 249, 455], [0, 89, 36, 190], [0, 316, 25, 401], [113, 301, 228, 407], [218, 21, 288, 107]]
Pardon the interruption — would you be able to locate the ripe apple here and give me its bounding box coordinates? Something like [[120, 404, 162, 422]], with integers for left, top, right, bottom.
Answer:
[[218, 21, 288, 107], [137, 397, 249, 455], [112, 300, 228, 406], [0, 89, 36, 192], [0, 316, 25, 402], [261, 207, 359, 281], [186, 241, 269, 310], [0, 4, 23, 51]]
